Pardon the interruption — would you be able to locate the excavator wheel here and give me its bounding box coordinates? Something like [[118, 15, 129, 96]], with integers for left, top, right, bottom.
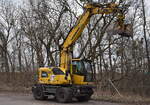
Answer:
[[76, 95, 91, 102], [32, 85, 48, 100], [55, 87, 73, 103]]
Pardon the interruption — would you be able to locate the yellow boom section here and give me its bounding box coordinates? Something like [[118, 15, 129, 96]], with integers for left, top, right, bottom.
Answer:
[[60, 3, 129, 70]]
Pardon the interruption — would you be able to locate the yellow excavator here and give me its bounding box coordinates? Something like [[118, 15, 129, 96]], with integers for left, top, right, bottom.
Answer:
[[32, 2, 133, 103]]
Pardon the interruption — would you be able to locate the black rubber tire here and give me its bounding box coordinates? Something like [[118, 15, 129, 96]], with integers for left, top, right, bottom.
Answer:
[[76, 95, 91, 102], [32, 85, 48, 100], [55, 87, 73, 103]]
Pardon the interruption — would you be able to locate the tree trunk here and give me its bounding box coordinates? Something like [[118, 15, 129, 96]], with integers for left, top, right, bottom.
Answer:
[[141, 0, 150, 73]]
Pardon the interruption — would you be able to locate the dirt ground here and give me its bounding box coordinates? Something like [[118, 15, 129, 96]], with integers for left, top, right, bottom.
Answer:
[[0, 93, 142, 105]]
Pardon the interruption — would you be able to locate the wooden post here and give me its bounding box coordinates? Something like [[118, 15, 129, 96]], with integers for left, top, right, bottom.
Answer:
[[108, 79, 123, 97]]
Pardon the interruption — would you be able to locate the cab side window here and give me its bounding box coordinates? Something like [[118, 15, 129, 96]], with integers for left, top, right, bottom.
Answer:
[[41, 71, 48, 78]]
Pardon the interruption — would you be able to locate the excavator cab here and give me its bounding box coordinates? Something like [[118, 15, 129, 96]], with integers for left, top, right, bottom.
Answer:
[[72, 59, 94, 85]]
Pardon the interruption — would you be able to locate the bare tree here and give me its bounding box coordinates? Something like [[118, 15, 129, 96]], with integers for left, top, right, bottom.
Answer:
[[0, 0, 18, 72]]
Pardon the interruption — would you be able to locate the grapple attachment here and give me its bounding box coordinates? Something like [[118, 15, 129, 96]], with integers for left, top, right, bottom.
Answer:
[[114, 24, 133, 37], [107, 23, 133, 37]]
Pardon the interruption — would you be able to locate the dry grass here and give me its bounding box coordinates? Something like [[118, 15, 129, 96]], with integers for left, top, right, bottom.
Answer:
[[92, 91, 150, 104], [0, 83, 31, 93], [0, 72, 35, 93]]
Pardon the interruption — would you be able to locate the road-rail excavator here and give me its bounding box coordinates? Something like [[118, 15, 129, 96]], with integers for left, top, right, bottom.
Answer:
[[32, 2, 133, 103]]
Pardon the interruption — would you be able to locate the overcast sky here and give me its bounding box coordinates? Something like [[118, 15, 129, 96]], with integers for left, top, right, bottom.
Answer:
[[145, 0, 150, 16]]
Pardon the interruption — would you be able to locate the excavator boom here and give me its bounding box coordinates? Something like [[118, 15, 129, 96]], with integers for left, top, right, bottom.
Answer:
[[60, 3, 133, 70]]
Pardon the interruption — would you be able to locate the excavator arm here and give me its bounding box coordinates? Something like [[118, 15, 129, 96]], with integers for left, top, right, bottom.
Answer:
[[60, 3, 132, 71]]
